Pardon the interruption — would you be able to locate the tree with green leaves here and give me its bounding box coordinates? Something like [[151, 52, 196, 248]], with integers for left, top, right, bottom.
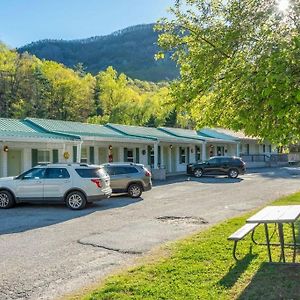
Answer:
[[156, 0, 300, 144], [89, 67, 176, 126], [40, 61, 95, 121], [0, 44, 96, 121], [0, 43, 19, 117]]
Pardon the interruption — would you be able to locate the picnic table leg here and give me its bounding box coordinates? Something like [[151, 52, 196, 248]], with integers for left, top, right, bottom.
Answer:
[[278, 223, 285, 263], [233, 241, 239, 261], [264, 223, 272, 262], [251, 228, 258, 245], [292, 222, 297, 263]]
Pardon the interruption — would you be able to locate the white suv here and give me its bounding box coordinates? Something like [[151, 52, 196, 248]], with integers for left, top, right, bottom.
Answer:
[[0, 163, 112, 210]]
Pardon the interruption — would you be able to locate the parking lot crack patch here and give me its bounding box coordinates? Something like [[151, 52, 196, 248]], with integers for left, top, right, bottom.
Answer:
[[156, 216, 209, 225], [77, 240, 143, 255]]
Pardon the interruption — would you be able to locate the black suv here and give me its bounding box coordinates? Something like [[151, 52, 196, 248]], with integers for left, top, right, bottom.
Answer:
[[187, 156, 246, 178]]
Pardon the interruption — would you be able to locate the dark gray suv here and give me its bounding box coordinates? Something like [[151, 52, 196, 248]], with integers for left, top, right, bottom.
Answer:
[[102, 163, 152, 198], [187, 156, 246, 178]]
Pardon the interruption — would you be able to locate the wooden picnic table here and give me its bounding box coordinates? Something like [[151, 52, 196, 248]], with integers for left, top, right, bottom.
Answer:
[[247, 205, 300, 263]]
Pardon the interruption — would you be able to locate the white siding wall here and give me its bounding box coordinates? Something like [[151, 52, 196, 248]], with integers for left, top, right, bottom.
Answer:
[[140, 146, 148, 166], [0, 141, 77, 178], [240, 142, 273, 155], [64, 144, 74, 163]]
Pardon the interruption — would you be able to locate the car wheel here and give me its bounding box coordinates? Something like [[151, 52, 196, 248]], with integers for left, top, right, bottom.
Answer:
[[228, 168, 239, 178], [66, 191, 87, 210], [0, 190, 15, 209], [128, 183, 142, 198], [194, 168, 203, 178]]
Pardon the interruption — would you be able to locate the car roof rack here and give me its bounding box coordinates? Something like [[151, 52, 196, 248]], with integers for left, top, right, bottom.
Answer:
[[36, 162, 91, 167], [69, 163, 90, 167]]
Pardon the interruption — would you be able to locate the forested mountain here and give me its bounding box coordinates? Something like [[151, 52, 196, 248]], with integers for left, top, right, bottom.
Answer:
[[18, 24, 179, 82]]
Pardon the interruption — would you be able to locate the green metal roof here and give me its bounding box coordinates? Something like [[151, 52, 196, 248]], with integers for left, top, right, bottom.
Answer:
[[26, 118, 150, 141], [106, 124, 198, 143], [198, 128, 240, 141], [0, 117, 248, 144], [200, 128, 258, 141], [0, 118, 77, 141], [159, 127, 205, 141], [159, 127, 240, 144]]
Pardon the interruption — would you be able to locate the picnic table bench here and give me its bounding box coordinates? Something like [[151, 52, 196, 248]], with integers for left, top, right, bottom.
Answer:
[[228, 223, 258, 260]]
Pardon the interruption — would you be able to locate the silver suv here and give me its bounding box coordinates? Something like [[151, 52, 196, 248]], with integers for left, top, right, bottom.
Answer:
[[0, 163, 111, 210], [102, 163, 152, 198]]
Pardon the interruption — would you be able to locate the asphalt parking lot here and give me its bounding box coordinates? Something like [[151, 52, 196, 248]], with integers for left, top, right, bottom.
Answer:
[[1, 167, 300, 300]]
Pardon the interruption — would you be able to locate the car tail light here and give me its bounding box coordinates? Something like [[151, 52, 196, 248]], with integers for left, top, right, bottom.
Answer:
[[145, 169, 151, 177], [91, 178, 102, 188]]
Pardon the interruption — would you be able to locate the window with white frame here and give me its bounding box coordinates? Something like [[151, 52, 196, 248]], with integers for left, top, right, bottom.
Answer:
[[37, 150, 50, 163], [179, 147, 186, 164], [81, 148, 88, 163]]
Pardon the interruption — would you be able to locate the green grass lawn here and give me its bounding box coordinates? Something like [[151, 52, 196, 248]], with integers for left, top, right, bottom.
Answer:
[[77, 192, 300, 300]]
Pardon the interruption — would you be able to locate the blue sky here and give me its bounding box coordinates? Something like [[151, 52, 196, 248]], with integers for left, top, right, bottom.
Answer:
[[0, 0, 174, 48]]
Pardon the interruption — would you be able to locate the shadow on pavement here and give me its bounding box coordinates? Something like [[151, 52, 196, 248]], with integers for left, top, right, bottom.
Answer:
[[237, 263, 300, 299], [246, 167, 300, 179], [0, 196, 142, 235], [153, 167, 300, 187], [153, 175, 243, 186]]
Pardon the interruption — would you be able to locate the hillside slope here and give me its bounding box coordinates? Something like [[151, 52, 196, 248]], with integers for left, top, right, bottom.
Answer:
[[18, 24, 178, 82]]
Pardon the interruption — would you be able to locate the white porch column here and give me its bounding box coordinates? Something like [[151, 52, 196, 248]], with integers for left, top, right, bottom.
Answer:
[[168, 146, 172, 172], [160, 145, 164, 168], [118, 147, 124, 162], [77, 142, 82, 163], [202, 142, 207, 161], [2, 150, 8, 177], [23, 148, 31, 172], [236, 143, 241, 157], [154, 143, 159, 169]]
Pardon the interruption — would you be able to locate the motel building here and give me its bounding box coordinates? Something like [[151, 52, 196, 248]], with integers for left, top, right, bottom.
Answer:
[[0, 117, 278, 180]]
